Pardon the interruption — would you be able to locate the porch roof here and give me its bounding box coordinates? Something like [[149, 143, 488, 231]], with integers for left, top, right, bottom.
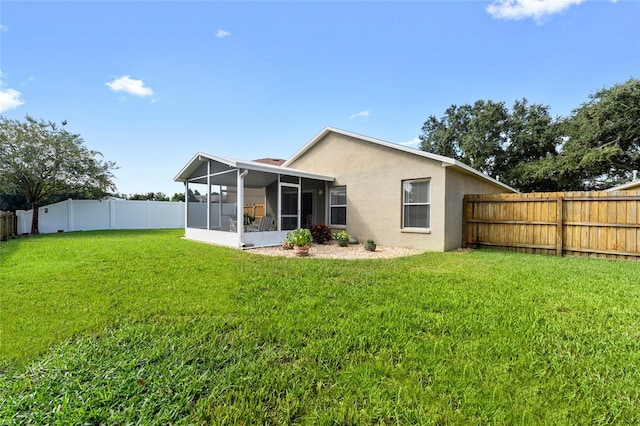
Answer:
[[174, 151, 334, 188]]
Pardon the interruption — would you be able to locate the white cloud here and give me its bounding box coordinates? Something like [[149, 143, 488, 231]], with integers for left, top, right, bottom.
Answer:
[[0, 70, 25, 113], [0, 24, 8, 32], [349, 110, 370, 120], [0, 88, 24, 113], [398, 137, 421, 149], [486, 0, 584, 21], [216, 29, 230, 38], [106, 75, 154, 97]]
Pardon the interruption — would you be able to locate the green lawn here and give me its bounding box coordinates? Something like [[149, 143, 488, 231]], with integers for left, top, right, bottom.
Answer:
[[1, 229, 639, 424]]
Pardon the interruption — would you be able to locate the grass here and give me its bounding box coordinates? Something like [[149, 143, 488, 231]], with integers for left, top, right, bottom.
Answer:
[[1, 229, 639, 424]]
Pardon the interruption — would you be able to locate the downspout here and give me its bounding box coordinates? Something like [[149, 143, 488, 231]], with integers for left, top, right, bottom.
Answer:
[[183, 182, 188, 232], [237, 169, 248, 247], [206, 160, 211, 230]]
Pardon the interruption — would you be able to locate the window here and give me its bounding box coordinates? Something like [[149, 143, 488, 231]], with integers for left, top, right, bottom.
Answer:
[[330, 186, 347, 226], [402, 179, 430, 229]]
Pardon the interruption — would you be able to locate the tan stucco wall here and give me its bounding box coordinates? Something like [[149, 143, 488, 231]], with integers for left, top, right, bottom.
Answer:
[[244, 187, 265, 206], [443, 167, 510, 251], [288, 132, 450, 250]]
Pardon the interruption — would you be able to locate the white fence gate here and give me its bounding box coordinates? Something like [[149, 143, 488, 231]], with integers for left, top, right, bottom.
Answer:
[[16, 199, 185, 235]]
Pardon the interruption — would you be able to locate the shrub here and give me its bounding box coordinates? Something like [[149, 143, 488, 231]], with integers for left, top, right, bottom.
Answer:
[[286, 228, 312, 247], [333, 230, 351, 243], [310, 223, 332, 244]]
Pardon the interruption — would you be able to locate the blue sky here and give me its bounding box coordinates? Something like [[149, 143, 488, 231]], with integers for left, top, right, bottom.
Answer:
[[1, 0, 638, 197]]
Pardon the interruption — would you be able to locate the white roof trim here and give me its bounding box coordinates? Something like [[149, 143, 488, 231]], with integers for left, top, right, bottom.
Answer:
[[283, 127, 517, 193], [175, 151, 334, 183]]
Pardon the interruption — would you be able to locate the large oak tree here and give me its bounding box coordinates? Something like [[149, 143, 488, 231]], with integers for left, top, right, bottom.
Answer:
[[419, 79, 640, 191], [0, 116, 117, 234], [520, 78, 640, 190], [419, 99, 560, 191]]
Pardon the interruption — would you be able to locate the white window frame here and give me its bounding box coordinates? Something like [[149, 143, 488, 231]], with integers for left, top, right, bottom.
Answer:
[[329, 186, 347, 227], [402, 178, 430, 231]]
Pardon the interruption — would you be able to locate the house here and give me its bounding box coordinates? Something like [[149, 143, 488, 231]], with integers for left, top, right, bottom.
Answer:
[[174, 127, 516, 251], [605, 171, 640, 192]]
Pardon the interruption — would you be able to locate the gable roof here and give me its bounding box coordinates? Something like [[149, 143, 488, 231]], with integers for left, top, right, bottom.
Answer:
[[605, 179, 640, 191], [283, 127, 517, 193], [253, 158, 286, 166]]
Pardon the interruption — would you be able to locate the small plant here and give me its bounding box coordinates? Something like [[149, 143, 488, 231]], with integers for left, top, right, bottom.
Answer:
[[333, 230, 351, 242], [281, 240, 293, 250], [364, 238, 376, 252], [333, 230, 351, 247], [286, 228, 312, 247], [310, 223, 332, 244]]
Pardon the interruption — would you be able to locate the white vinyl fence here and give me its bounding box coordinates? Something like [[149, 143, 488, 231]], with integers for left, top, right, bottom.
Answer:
[[16, 199, 185, 235]]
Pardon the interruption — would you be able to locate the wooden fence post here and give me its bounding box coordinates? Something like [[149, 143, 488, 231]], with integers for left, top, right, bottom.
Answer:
[[556, 196, 563, 257], [462, 195, 468, 248], [0, 211, 16, 241], [0, 212, 6, 241], [460, 191, 638, 260]]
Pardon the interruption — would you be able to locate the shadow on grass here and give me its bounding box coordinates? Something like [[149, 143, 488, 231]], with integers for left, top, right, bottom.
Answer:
[[0, 235, 29, 268]]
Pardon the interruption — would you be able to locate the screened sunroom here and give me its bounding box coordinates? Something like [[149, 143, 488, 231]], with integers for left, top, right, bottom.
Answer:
[[174, 152, 334, 248]]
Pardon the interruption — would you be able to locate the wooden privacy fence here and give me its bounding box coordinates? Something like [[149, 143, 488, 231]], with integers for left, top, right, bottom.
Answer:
[[1, 211, 17, 241], [463, 191, 640, 260], [243, 203, 265, 220]]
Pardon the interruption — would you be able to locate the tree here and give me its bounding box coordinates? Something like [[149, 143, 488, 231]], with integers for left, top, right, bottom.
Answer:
[[419, 98, 563, 191], [154, 192, 169, 201], [419, 100, 509, 177], [500, 99, 563, 191], [523, 79, 640, 190], [171, 192, 185, 202], [0, 193, 29, 211], [126, 192, 170, 201], [0, 116, 117, 234], [187, 189, 201, 202]]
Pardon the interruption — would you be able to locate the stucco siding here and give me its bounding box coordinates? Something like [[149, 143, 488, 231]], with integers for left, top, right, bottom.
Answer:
[[443, 167, 510, 251], [287, 132, 449, 250]]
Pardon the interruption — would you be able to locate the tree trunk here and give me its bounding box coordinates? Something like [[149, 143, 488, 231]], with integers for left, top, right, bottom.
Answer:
[[30, 202, 40, 235]]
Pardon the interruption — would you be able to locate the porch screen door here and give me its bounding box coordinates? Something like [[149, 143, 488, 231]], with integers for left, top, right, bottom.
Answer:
[[280, 184, 300, 230]]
